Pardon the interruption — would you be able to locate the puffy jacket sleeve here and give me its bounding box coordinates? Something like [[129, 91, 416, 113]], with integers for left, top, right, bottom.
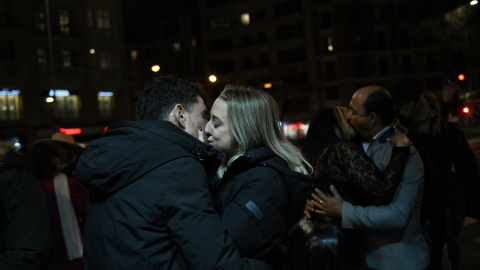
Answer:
[[218, 167, 288, 257], [0, 168, 53, 270], [162, 157, 272, 270]]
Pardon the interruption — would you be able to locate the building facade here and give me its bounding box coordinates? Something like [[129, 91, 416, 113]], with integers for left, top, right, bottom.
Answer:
[[199, 0, 479, 140], [0, 0, 128, 147]]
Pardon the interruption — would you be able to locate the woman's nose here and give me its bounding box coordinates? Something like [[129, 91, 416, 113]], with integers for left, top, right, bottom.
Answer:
[[204, 121, 212, 136]]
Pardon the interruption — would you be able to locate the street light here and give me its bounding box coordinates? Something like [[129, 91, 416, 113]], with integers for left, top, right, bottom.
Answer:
[[151, 65, 160, 72], [209, 75, 217, 83]]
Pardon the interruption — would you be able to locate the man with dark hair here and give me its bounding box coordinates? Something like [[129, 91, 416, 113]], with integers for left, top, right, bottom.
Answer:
[[314, 86, 430, 269], [76, 75, 270, 269]]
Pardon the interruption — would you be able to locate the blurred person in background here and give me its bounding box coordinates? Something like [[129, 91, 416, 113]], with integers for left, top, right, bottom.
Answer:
[[29, 137, 85, 270], [438, 82, 480, 270], [292, 106, 410, 270], [311, 86, 429, 270], [0, 132, 53, 270], [412, 90, 451, 269]]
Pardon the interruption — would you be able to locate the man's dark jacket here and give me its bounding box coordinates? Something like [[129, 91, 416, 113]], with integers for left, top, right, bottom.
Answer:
[[76, 120, 271, 270], [0, 151, 52, 270]]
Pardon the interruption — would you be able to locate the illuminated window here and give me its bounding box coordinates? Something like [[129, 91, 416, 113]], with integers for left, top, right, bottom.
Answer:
[[130, 50, 138, 61], [59, 8, 70, 34], [99, 50, 112, 69], [49, 89, 79, 120], [327, 37, 334, 52], [173, 42, 181, 52], [38, 47, 47, 65], [208, 16, 231, 30], [241, 13, 250, 25], [96, 10, 111, 29], [34, 4, 46, 32], [62, 50, 72, 67], [86, 9, 93, 27], [96, 10, 103, 29], [103, 11, 111, 29], [0, 89, 22, 121], [98, 91, 114, 119]]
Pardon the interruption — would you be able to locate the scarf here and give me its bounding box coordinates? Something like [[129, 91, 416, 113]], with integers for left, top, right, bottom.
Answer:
[[53, 173, 83, 260]]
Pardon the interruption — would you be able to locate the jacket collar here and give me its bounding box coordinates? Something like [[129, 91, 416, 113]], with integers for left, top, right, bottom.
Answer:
[[108, 120, 224, 168]]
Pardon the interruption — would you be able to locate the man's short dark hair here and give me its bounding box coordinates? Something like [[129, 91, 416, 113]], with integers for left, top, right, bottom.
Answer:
[[363, 88, 395, 126], [388, 77, 422, 112], [136, 75, 207, 120]]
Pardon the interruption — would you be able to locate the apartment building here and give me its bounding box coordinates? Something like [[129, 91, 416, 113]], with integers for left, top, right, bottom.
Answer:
[[199, 0, 479, 139], [0, 0, 127, 147]]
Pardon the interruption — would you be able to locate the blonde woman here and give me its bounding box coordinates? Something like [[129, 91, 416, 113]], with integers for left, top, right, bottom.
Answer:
[[204, 84, 311, 267]]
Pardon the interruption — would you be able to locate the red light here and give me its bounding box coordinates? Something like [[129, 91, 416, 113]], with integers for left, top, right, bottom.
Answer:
[[463, 107, 470, 114], [297, 122, 305, 130], [59, 128, 82, 135], [458, 74, 465, 81]]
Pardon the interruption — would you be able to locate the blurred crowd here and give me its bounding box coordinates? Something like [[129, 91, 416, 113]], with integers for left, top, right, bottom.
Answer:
[[1, 75, 479, 270]]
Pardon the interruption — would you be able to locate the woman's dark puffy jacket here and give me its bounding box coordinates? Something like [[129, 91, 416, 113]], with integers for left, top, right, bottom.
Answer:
[[213, 146, 311, 260]]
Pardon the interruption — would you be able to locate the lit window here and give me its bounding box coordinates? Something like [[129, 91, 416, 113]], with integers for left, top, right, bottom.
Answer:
[[96, 9, 111, 29], [96, 10, 103, 29], [327, 37, 334, 52], [99, 50, 112, 69], [241, 13, 250, 25], [104, 11, 111, 29], [86, 9, 93, 27], [38, 47, 47, 65], [98, 91, 114, 119], [48, 89, 79, 120], [130, 50, 138, 61], [59, 8, 70, 34], [0, 89, 21, 121], [34, 4, 46, 32], [62, 50, 72, 67], [208, 16, 231, 30], [173, 42, 181, 52]]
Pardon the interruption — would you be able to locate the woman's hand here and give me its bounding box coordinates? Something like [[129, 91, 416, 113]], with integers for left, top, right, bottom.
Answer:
[[310, 186, 344, 218], [303, 200, 315, 220], [388, 129, 412, 147]]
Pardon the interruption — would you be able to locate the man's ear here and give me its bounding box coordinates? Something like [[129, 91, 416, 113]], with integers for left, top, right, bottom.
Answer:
[[369, 112, 377, 124], [169, 104, 186, 129]]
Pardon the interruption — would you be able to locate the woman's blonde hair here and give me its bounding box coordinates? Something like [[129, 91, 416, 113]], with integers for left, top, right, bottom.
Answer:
[[217, 84, 311, 177]]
